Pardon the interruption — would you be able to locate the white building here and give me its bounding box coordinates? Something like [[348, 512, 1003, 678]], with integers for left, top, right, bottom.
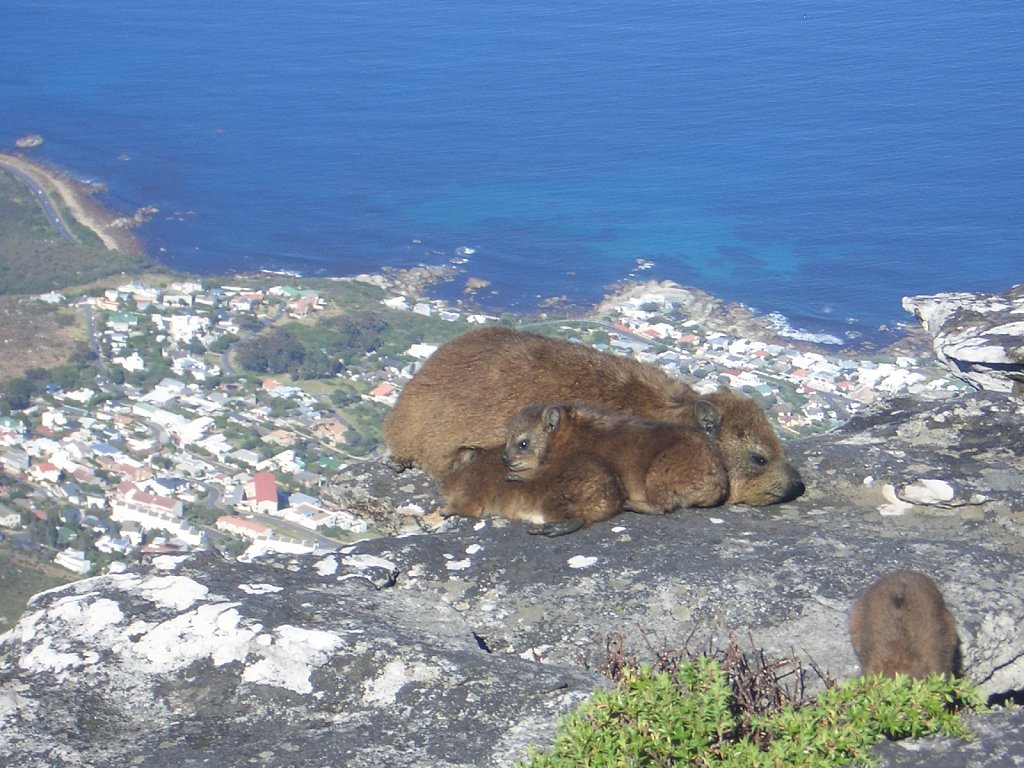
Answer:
[[110, 484, 205, 547], [113, 352, 147, 373], [54, 549, 93, 575], [239, 539, 321, 561], [168, 314, 210, 343], [0, 505, 22, 529], [173, 416, 216, 445]]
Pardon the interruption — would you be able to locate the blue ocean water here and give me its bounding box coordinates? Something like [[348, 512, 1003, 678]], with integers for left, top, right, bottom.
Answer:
[[2, 1, 1021, 345]]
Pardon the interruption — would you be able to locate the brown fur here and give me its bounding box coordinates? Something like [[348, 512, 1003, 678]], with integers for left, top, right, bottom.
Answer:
[[503, 402, 729, 513], [848, 570, 960, 679], [384, 326, 803, 505], [439, 446, 626, 528]]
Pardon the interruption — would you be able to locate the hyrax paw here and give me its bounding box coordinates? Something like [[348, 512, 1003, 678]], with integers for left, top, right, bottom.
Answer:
[[527, 520, 585, 537]]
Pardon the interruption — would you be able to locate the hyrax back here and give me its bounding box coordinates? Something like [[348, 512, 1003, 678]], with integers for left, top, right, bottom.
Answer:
[[383, 326, 803, 505], [848, 570, 959, 679], [503, 402, 729, 514], [439, 446, 625, 530]]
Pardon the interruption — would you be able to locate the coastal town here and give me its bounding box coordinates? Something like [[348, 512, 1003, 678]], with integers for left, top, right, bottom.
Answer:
[[0, 270, 968, 587]]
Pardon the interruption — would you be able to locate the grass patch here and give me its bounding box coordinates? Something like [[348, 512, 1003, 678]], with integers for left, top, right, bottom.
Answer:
[[0, 540, 76, 633], [518, 635, 983, 768], [0, 297, 88, 381]]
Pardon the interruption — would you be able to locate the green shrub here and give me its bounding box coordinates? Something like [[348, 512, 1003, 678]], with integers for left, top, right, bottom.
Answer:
[[517, 659, 983, 768]]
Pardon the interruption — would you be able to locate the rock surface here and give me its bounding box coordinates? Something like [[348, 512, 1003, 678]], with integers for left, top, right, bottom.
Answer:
[[1, 390, 1023, 766], [904, 283, 1024, 394], [0, 552, 606, 768]]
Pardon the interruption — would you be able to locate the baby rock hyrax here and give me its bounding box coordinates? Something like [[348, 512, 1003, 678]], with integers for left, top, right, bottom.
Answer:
[[848, 570, 959, 679], [439, 446, 626, 534], [384, 326, 804, 505], [503, 401, 729, 514]]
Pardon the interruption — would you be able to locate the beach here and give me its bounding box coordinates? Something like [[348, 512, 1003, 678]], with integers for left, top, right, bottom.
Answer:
[[0, 152, 144, 255]]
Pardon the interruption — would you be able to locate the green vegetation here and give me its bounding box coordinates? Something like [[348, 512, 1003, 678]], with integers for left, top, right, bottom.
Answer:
[[0, 540, 76, 633], [234, 325, 333, 378], [518, 653, 983, 768], [1, 349, 101, 413], [334, 400, 389, 456], [183, 504, 222, 527], [0, 169, 157, 295], [232, 293, 464, 381]]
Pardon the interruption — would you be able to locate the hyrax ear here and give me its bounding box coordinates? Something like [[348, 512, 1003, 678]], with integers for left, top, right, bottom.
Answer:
[[542, 405, 563, 432], [453, 446, 478, 468], [694, 400, 721, 438]]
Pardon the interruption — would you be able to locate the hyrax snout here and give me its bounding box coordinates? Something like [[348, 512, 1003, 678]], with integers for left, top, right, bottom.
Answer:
[[848, 570, 960, 679], [439, 445, 625, 533], [384, 327, 803, 506], [503, 401, 729, 514]]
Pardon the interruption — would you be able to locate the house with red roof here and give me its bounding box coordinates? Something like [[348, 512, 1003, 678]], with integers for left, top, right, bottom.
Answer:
[[245, 471, 279, 515], [216, 515, 272, 541], [28, 461, 61, 484]]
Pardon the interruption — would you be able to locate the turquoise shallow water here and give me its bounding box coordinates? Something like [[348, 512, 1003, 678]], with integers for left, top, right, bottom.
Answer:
[[2, 1, 1021, 344]]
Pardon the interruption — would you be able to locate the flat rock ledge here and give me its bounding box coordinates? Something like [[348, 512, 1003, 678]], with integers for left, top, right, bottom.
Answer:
[[1, 390, 1023, 767]]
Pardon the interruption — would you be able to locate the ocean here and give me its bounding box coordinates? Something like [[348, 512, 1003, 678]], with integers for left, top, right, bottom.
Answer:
[[2, 1, 1021, 345]]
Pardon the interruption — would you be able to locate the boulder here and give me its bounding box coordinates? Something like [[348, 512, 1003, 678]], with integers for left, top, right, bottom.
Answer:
[[903, 283, 1024, 394], [1, 390, 1023, 766]]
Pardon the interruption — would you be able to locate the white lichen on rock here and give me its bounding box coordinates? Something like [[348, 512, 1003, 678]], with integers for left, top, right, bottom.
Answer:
[[362, 659, 441, 706], [241, 625, 342, 694]]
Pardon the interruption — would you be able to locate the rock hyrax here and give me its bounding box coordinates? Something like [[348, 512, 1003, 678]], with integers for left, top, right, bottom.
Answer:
[[503, 401, 729, 514], [383, 326, 803, 505], [848, 570, 960, 679], [439, 445, 626, 534]]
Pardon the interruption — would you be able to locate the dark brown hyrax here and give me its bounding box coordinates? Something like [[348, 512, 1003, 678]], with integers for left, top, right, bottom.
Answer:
[[503, 401, 729, 514], [384, 326, 804, 505], [848, 570, 960, 679], [438, 446, 625, 535]]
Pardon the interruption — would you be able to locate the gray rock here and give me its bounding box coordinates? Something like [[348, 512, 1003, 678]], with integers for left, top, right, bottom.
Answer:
[[873, 706, 1024, 767], [0, 552, 605, 768], [1, 390, 1023, 766], [904, 283, 1024, 394]]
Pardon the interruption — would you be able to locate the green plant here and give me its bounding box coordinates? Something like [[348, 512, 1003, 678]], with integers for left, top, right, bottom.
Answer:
[[517, 658, 983, 768]]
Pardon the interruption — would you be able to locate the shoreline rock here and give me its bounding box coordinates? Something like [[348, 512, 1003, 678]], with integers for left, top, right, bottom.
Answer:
[[14, 134, 44, 149], [904, 283, 1024, 394]]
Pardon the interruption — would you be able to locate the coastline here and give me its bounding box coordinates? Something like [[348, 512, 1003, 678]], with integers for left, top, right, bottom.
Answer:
[[0, 153, 924, 356], [0, 152, 145, 256]]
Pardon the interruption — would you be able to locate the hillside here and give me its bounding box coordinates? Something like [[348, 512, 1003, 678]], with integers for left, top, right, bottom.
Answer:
[[0, 156, 157, 295]]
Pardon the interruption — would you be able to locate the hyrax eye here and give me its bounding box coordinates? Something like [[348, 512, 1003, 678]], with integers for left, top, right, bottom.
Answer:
[[517, 439, 530, 451], [749, 452, 768, 467]]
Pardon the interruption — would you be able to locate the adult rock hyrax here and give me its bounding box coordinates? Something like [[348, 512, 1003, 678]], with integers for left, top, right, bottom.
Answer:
[[848, 570, 960, 679], [503, 401, 729, 514], [384, 326, 804, 505], [439, 446, 626, 535]]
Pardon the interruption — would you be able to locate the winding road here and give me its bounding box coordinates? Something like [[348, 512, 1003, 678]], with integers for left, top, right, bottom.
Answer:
[[0, 156, 79, 244]]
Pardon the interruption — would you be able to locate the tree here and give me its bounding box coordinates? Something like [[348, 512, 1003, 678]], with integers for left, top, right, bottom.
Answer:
[[184, 338, 206, 355], [69, 341, 96, 365], [234, 313, 262, 332], [51, 363, 90, 390], [326, 313, 388, 363], [2, 378, 35, 411], [208, 334, 237, 354], [235, 328, 305, 375]]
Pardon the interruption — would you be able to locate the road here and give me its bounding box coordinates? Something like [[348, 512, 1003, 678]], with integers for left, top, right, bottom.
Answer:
[[79, 304, 112, 377], [0, 156, 79, 244]]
